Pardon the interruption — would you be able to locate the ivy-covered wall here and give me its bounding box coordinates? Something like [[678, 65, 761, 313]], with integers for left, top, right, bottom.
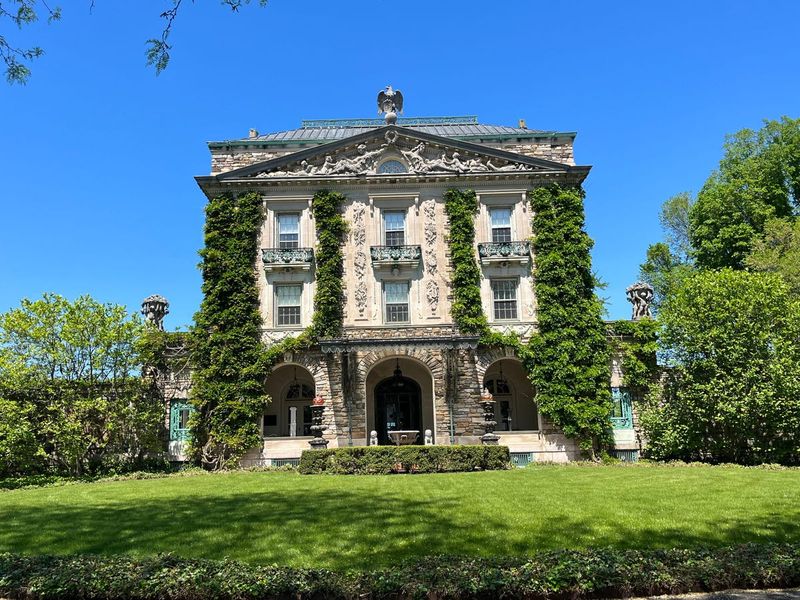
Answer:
[[188, 189, 347, 469], [189, 191, 268, 469], [444, 185, 613, 457]]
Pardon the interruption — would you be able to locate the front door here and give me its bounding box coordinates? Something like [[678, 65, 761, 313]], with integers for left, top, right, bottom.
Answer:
[[375, 375, 422, 445]]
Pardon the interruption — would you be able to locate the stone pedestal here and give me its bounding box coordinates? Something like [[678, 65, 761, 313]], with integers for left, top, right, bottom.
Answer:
[[309, 396, 329, 450]]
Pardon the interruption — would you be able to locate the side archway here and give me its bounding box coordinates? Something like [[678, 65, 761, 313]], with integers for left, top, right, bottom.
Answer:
[[482, 358, 538, 432], [263, 363, 316, 438]]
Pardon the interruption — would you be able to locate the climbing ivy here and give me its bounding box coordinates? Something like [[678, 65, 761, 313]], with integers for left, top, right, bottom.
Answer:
[[607, 318, 659, 396], [189, 191, 268, 470], [528, 185, 613, 456]]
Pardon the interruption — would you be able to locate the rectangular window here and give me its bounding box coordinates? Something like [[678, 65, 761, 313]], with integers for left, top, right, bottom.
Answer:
[[383, 210, 406, 246], [384, 281, 410, 323], [277, 213, 300, 249], [492, 279, 518, 320], [490, 208, 512, 243], [276, 284, 302, 326]]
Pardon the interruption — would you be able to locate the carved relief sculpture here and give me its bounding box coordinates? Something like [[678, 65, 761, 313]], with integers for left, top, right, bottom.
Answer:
[[256, 134, 538, 178], [352, 203, 368, 317]]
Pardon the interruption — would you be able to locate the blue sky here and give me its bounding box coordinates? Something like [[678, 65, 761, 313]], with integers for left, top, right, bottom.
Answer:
[[2, 0, 799, 329]]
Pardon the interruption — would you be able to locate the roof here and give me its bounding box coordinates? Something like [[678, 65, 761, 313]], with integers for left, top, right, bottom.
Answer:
[[208, 116, 575, 148]]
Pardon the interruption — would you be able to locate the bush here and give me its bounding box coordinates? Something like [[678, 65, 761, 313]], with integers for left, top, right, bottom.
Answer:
[[298, 445, 512, 475], [1, 544, 798, 599]]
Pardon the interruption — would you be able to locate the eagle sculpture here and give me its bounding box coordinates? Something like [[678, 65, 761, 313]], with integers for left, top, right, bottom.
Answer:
[[377, 86, 403, 123]]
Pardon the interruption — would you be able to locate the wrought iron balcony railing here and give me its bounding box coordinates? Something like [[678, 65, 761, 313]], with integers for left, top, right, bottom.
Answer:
[[261, 247, 314, 272], [477, 240, 531, 265], [370, 245, 422, 269]]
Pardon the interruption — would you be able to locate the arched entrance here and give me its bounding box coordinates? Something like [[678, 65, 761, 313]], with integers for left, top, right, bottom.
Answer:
[[375, 372, 422, 445], [365, 356, 436, 446]]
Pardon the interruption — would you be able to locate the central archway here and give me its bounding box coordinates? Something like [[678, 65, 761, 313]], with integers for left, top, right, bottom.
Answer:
[[375, 374, 422, 445]]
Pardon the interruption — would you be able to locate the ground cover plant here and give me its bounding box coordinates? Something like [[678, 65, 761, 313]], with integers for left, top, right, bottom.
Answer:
[[2, 544, 799, 600], [1, 464, 798, 571]]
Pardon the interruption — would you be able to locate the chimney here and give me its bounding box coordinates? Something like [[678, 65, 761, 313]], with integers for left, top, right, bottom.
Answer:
[[249, 128, 259, 139], [518, 119, 527, 129]]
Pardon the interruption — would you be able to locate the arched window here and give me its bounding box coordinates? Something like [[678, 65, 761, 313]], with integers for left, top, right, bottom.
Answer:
[[378, 160, 407, 174]]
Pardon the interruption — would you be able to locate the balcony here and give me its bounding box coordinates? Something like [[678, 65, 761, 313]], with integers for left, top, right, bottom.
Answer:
[[370, 245, 422, 270], [477, 240, 531, 266], [261, 247, 314, 272]]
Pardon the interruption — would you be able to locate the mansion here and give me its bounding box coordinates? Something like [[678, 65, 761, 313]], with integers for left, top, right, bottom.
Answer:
[[161, 90, 641, 465]]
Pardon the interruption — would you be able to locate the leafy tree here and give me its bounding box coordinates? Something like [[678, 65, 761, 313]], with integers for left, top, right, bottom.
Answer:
[[688, 117, 800, 270], [642, 270, 800, 465], [639, 194, 695, 309], [746, 217, 800, 295], [0, 293, 163, 476], [1, 0, 268, 84]]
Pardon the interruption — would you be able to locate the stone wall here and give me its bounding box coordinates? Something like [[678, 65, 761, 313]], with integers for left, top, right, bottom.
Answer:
[[210, 148, 287, 174]]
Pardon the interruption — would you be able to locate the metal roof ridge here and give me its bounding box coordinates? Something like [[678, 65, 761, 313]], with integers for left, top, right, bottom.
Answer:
[[300, 116, 479, 128]]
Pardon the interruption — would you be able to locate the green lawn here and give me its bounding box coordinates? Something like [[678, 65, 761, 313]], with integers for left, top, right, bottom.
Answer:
[[1, 465, 798, 571]]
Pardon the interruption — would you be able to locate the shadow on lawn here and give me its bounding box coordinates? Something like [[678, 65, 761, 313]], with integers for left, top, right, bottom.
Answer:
[[2, 482, 800, 570]]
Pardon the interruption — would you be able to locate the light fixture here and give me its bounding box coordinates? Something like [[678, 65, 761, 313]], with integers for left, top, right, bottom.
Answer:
[[392, 358, 405, 388]]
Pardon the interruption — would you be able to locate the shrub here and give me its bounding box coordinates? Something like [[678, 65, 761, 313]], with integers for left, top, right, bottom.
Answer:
[[298, 445, 512, 475], [1, 544, 798, 599]]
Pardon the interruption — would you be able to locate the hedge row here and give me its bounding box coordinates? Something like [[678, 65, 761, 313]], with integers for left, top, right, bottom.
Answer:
[[297, 445, 512, 474], [2, 544, 799, 599]]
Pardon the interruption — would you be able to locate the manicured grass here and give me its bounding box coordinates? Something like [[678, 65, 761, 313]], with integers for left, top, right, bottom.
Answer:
[[1, 464, 799, 571]]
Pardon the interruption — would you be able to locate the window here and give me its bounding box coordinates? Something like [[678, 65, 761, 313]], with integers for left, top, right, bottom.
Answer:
[[491, 280, 518, 320], [378, 160, 407, 174], [277, 213, 300, 248], [611, 387, 633, 429], [169, 400, 193, 441], [490, 207, 512, 243], [276, 285, 302, 326], [384, 281, 410, 323], [383, 210, 406, 246]]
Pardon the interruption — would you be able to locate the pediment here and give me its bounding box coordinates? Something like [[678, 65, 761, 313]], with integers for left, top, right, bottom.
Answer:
[[215, 125, 580, 180]]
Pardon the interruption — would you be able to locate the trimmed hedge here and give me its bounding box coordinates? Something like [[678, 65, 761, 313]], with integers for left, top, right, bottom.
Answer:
[[1, 544, 799, 599], [298, 445, 512, 475]]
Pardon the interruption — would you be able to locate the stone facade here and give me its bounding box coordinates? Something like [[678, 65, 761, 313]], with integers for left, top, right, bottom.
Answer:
[[174, 112, 639, 465]]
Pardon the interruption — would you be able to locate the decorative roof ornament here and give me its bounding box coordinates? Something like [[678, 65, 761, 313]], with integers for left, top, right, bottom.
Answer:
[[141, 294, 169, 330], [626, 282, 654, 320], [377, 85, 403, 125]]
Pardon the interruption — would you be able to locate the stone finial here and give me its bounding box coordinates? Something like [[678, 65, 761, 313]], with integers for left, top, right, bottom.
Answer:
[[377, 85, 403, 125], [518, 118, 527, 129], [141, 294, 169, 330], [249, 128, 258, 139], [626, 282, 654, 320]]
